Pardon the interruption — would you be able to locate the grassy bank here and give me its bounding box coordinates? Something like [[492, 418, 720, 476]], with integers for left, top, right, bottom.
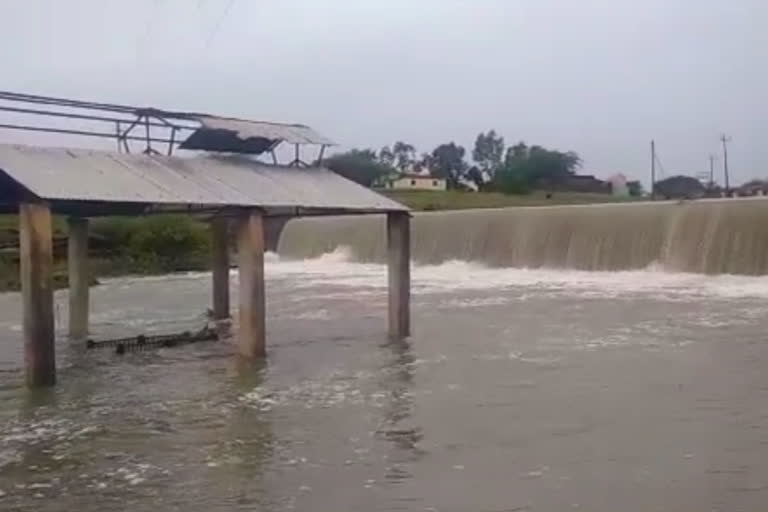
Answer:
[[381, 189, 639, 211], [0, 215, 211, 292]]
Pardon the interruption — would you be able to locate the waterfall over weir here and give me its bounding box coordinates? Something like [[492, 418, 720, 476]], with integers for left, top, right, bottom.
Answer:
[[277, 198, 768, 275]]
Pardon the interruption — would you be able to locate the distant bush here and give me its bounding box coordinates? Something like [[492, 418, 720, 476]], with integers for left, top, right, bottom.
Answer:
[[90, 217, 136, 251], [91, 215, 210, 273], [324, 149, 395, 187], [129, 216, 209, 260], [494, 169, 531, 195]]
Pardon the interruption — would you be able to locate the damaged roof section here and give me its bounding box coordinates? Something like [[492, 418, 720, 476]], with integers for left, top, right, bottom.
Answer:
[[0, 90, 335, 157], [179, 115, 335, 155], [0, 144, 407, 217]]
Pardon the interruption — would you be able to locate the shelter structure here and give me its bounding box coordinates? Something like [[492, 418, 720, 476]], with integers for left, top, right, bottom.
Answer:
[[0, 91, 410, 387]]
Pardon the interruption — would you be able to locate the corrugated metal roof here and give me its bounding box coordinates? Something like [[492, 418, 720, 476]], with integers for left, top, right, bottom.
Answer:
[[0, 144, 407, 214]]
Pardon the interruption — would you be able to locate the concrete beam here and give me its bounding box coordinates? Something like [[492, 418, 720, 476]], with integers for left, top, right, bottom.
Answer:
[[67, 217, 89, 339], [19, 202, 56, 387], [211, 217, 230, 320], [236, 210, 266, 358], [387, 212, 411, 339]]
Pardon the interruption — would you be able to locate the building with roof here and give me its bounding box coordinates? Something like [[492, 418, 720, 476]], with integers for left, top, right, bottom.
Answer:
[[736, 180, 768, 197], [0, 90, 412, 387], [377, 172, 447, 191]]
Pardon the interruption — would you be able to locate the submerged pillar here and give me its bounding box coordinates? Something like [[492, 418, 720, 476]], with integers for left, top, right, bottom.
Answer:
[[387, 212, 411, 339], [67, 217, 89, 339], [211, 217, 230, 320], [236, 209, 266, 358], [19, 202, 56, 387]]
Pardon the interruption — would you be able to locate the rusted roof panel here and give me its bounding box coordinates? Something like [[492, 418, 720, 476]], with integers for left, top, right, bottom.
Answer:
[[179, 116, 335, 154], [197, 117, 335, 146], [0, 144, 407, 214]]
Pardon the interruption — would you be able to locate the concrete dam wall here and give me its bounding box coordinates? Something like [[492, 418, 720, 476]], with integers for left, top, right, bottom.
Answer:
[[276, 198, 768, 275]]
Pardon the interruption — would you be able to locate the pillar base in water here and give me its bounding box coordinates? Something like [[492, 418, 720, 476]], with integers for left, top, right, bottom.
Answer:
[[387, 212, 411, 339], [237, 210, 266, 358], [68, 217, 90, 340], [20, 202, 56, 387]]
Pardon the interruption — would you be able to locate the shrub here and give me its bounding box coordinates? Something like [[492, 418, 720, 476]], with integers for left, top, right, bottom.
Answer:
[[128, 216, 209, 260], [91, 215, 210, 273]]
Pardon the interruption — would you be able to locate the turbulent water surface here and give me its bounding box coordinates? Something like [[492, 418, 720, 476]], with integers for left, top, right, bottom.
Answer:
[[2, 202, 768, 510]]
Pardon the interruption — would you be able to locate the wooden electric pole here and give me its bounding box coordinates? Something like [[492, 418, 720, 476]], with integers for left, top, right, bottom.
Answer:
[[650, 140, 656, 200], [720, 134, 731, 195], [708, 154, 717, 188]]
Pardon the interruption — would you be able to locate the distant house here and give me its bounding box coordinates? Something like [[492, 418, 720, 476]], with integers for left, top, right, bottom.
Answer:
[[553, 175, 611, 194], [654, 175, 705, 199], [377, 173, 447, 191], [737, 180, 768, 197], [608, 173, 629, 197]]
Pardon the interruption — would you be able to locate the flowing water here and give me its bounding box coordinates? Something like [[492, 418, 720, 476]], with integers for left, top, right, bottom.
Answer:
[[1, 200, 768, 510], [278, 197, 768, 274]]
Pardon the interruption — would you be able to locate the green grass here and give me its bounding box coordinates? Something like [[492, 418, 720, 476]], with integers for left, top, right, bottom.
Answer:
[[0, 215, 211, 292], [381, 189, 640, 211]]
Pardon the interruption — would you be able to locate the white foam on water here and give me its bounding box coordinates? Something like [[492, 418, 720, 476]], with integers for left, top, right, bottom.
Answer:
[[0, 419, 105, 471], [238, 367, 422, 412], [285, 309, 332, 321], [437, 297, 511, 309], [71, 248, 768, 304], [269, 249, 768, 301]]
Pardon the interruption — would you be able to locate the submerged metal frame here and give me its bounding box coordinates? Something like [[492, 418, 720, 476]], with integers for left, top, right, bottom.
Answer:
[[0, 90, 330, 165]]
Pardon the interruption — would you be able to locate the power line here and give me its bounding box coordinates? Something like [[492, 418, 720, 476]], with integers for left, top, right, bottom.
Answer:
[[205, 0, 236, 46], [654, 151, 666, 179]]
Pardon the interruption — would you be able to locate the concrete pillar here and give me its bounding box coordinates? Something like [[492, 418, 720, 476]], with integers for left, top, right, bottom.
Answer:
[[19, 202, 55, 387], [211, 217, 230, 320], [67, 217, 89, 339], [387, 212, 411, 339], [236, 210, 266, 358]]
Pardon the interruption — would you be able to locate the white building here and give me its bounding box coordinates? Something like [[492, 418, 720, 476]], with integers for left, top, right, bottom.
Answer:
[[380, 173, 447, 191], [608, 173, 629, 197]]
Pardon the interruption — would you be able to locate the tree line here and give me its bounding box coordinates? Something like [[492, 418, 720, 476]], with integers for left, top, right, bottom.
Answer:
[[322, 130, 586, 194]]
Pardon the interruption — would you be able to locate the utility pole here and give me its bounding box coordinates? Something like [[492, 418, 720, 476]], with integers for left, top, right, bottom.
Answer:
[[650, 140, 656, 200], [720, 134, 731, 195], [708, 154, 717, 188]]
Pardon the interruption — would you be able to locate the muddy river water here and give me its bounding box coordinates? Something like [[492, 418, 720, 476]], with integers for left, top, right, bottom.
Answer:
[[1, 252, 767, 511]]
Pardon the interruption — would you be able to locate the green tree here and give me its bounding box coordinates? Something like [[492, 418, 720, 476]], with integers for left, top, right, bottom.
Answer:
[[496, 167, 531, 195], [323, 149, 393, 187], [627, 180, 644, 197], [505, 141, 529, 165], [472, 129, 505, 179], [493, 142, 581, 194], [430, 142, 467, 188], [466, 166, 484, 189], [379, 145, 395, 167], [526, 146, 581, 188], [393, 141, 416, 171]]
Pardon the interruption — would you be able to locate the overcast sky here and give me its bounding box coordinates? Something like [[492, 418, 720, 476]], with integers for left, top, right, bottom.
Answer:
[[0, 0, 765, 185]]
